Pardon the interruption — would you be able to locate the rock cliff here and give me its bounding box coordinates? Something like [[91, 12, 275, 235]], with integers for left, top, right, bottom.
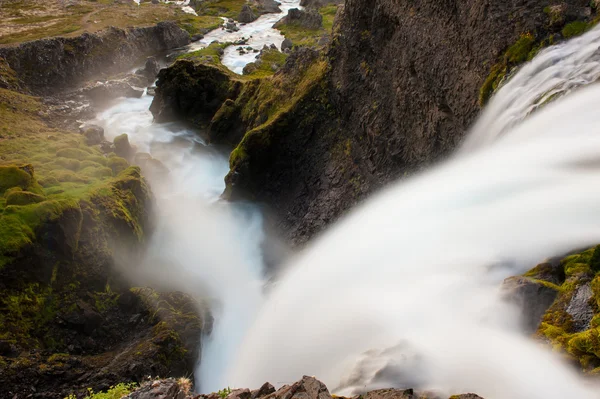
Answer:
[[0, 21, 190, 94], [152, 0, 594, 244]]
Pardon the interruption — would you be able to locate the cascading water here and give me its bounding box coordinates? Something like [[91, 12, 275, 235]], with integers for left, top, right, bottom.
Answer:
[[222, 26, 600, 399], [463, 25, 600, 150], [89, 95, 267, 393], [187, 0, 302, 73]]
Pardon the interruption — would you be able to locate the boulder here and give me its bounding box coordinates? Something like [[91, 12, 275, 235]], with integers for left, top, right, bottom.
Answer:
[[83, 78, 145, 104], [281, 38, 293, 52], [239, 4, 258, 23], [191, 33, 205, 42], [81, 124, 105, 145], [250, 382, 275, 399], [114, 133, 136, 160], [501, 276, 559, 334], [252, 0, 282, 13], [566, 283, 594, 332], [273, 8, 323, 30], [126, 378, 190, 399], [136, 56, 161, 81]]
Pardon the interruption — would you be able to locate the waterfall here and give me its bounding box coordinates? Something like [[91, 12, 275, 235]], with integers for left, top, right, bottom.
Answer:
[[225, 27, 600, 399]]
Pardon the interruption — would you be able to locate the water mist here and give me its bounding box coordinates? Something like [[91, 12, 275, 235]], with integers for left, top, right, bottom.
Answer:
[[225, 28, 600, 399]]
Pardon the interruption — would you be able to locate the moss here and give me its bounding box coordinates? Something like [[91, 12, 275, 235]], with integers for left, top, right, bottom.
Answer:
[[274, 4, 338, 48], [55, 148, 91, 161], [562, 21, 592, 38], [80, 166, 113, 179], [53, 157, 81, 171], [5, 191, 46, 206], [178, 41, 232, 67], [244, 49, 288, 78], [177, 14, 222, 35], [107, 157, 129, 175], [65, 382, 137, 399], [0, 165, 35, 195]]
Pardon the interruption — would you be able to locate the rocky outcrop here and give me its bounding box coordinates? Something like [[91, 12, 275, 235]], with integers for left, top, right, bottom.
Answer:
[[0, 166, 207, 398], [274, 8, 323, 30], [239, 4, 258, 23], [250, 0, 283, 14], [0, 22, 189, 94], [121, 376, 483, 399], [226, 0, 594, 244], [502, 275, 559, 334]]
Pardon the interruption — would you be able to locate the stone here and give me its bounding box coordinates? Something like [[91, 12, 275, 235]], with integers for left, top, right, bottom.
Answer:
[[501, 276, 559, 334], [126, 378, 187, 399], [274, 8, 323, 30], [238, 4, 258, 23], [191, 34, 204, 42], [566, 283, 594, 332], [81, 124, 105, 145], [281, 38, 293, 52], [114, 133, 136, 160], [250, 382, 275, 399], [135, 56, 161, 81], [252, 0, 282, 13]]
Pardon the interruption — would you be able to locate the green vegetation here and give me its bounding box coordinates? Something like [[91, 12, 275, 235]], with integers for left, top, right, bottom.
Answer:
[[196, 0, 250, 19], [218, 387, 233, 399], [243, 48, 289, 78], [178, 41, 232, 67], [275, 5, 338, 48], [562, 20, 592, 38], [528, 246, 600, 371], [228, 57, 330, 168], [64, 383, 138, 399], [177, 14, 223, 36]]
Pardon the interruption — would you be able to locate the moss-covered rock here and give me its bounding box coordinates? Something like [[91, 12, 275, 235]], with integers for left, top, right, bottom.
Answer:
[[5, 190, 46, 206]]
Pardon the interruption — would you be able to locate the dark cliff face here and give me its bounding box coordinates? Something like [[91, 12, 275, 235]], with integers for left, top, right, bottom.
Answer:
[[228, 0, 591, 244], [0, 22, 190, 94]]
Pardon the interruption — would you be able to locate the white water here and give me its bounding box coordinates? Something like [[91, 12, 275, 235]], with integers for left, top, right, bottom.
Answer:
[[188, 0, 301, 74], [89, 95, 267, 393], [463, 25, 600, 150], [88, 19, 600, 399], [222, 26, 600, 399]]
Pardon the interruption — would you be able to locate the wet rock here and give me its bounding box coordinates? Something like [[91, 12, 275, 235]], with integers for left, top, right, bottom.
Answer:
[[274, 8, 323, 30], [239, 4, 258, 23], [136, 56, 161, 81], [114, 133, 136, 160], [567, 283, 594, 332], [251, 382, 276, 399], [81, 124, 105, 145], [0, 22, 190, 94], [251, 0, 282, 13], [281, 38, 293, 52], [191, 34, 205, 42], [126, 378, 188, 399], [83, 78, 145, 104], [502, 276, 559, 333], [228, 388, 251, 399]]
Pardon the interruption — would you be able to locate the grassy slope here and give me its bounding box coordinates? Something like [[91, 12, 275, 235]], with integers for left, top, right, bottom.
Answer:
[[0, 0, 249, 45], [275, 5, 338, 48], [0, 87, 138, 268]]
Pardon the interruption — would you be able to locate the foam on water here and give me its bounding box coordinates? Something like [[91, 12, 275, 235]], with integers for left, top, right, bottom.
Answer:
[[223, 26, 600, 399]]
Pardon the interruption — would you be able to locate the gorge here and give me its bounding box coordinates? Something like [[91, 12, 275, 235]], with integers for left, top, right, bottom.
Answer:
[[3, 0, 600, 398]]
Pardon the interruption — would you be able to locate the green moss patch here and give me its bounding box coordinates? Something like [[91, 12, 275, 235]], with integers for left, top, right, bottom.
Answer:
[[274, 5, 338, 48]]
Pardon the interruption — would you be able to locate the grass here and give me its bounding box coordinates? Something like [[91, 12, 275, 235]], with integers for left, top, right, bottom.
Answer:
[[243, 48, 288, 78], [228, 57, 329, 167], [0, 0, 209, 45], [177, 14, 223, 36], [196, 0, 249, 19], [64, 382, 138, 399], [274, 5, 338, 48], [0, 87, 137, 268]]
